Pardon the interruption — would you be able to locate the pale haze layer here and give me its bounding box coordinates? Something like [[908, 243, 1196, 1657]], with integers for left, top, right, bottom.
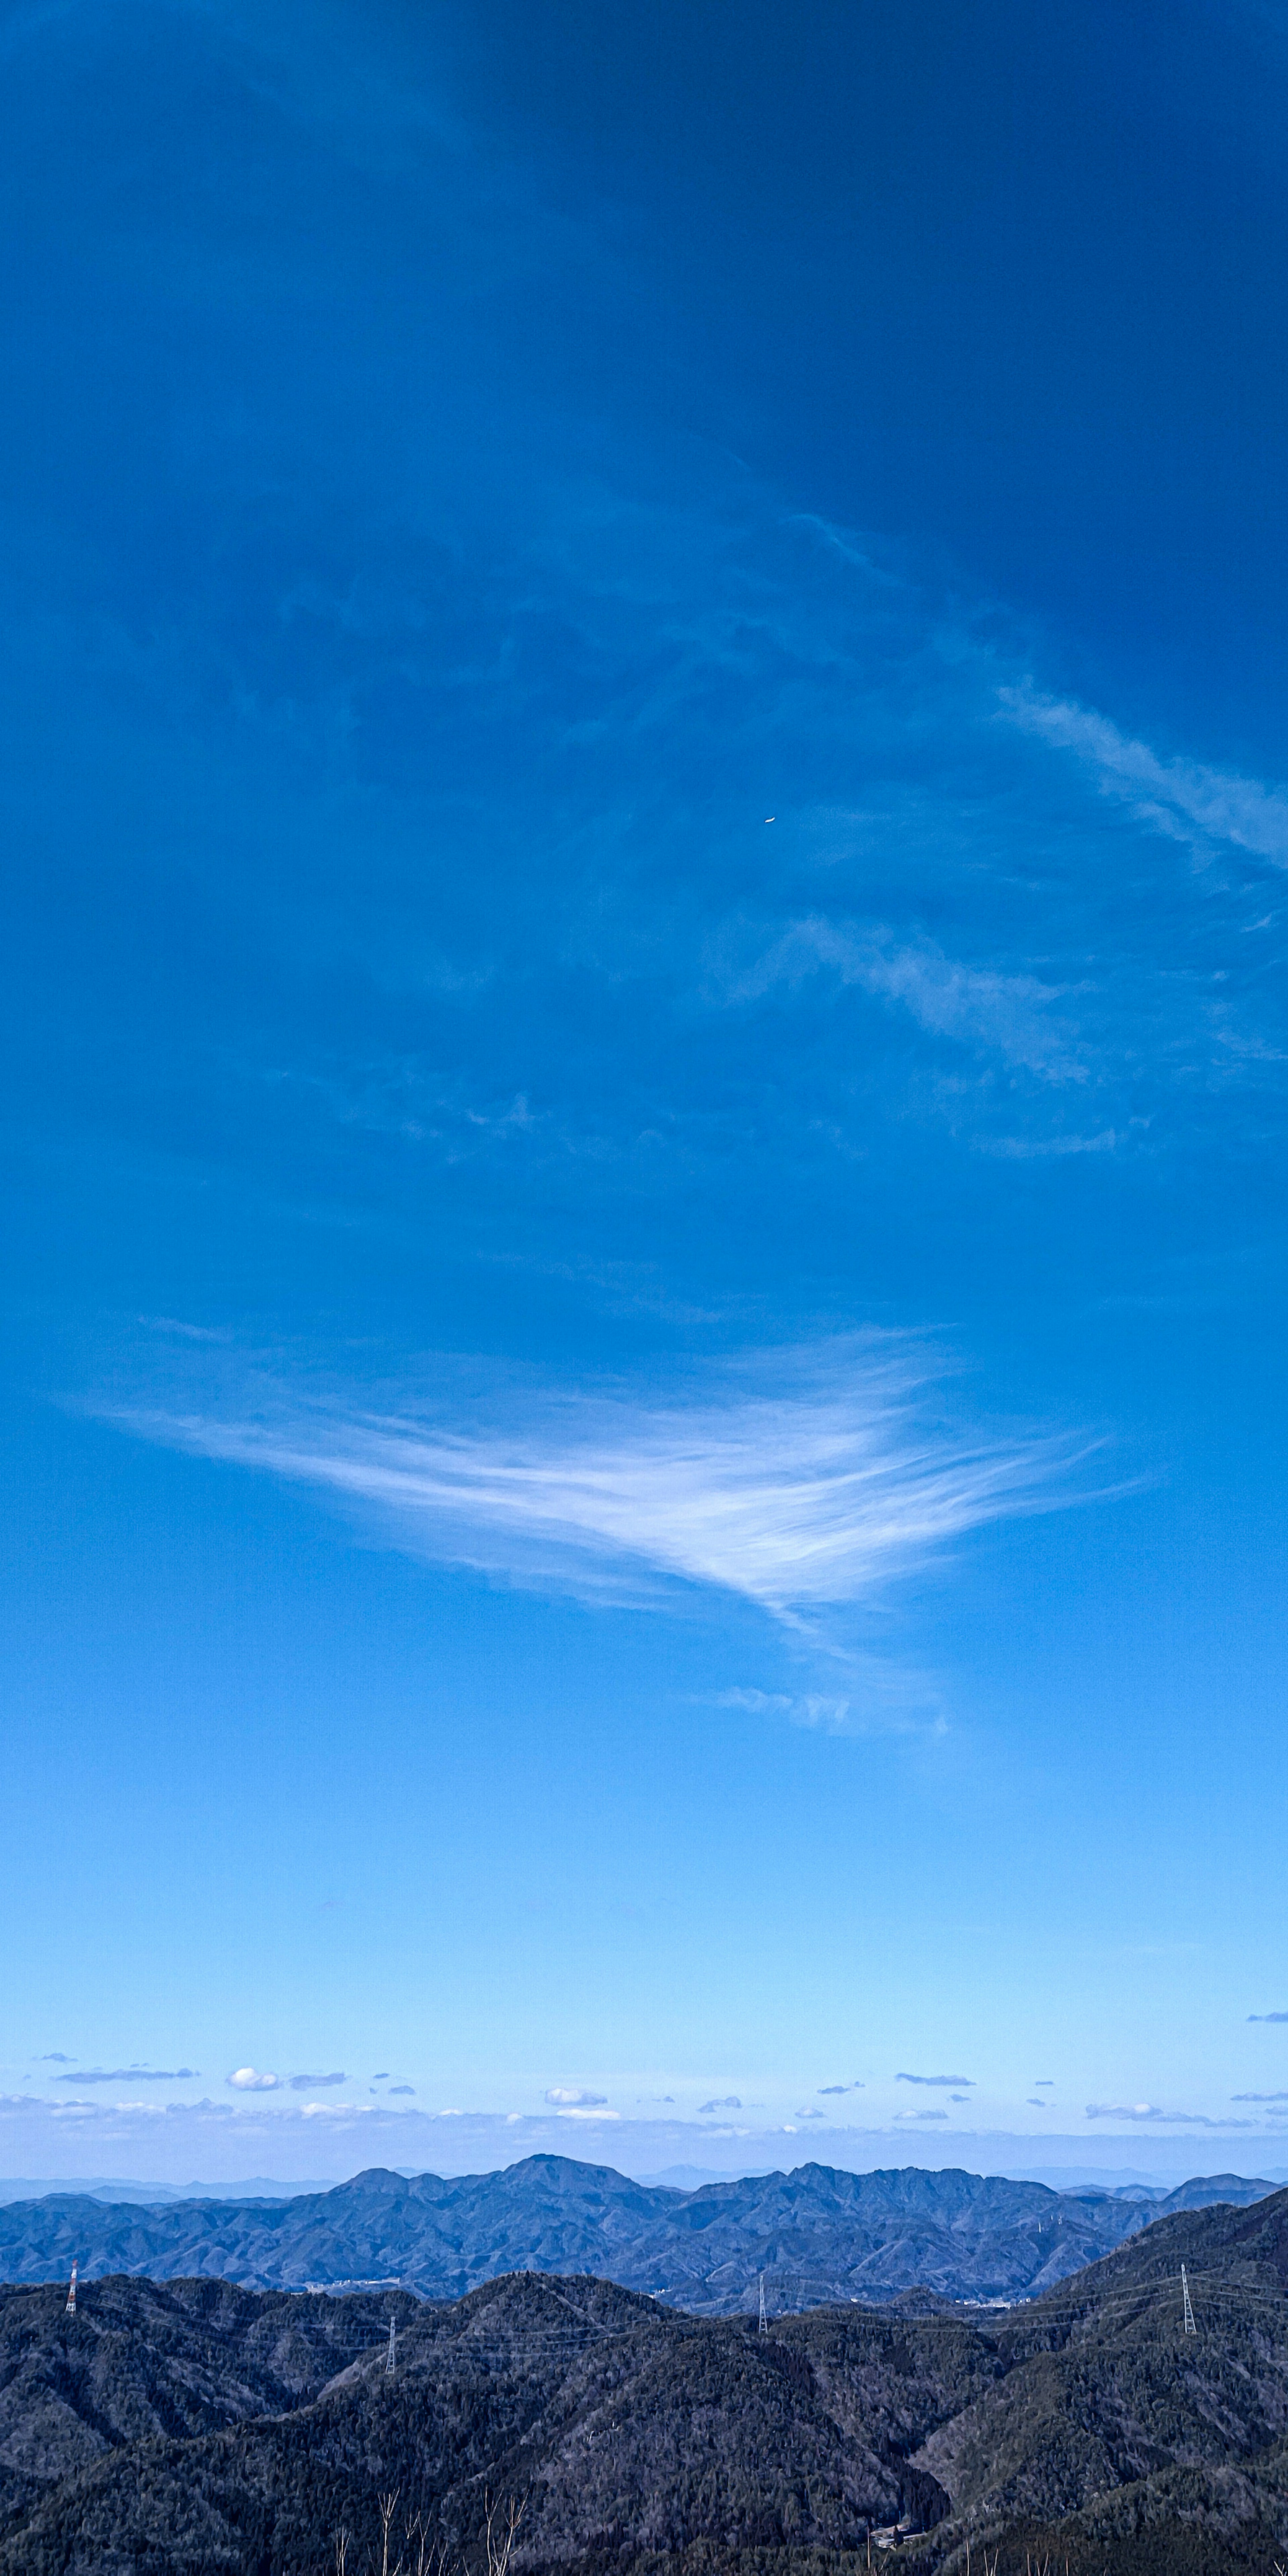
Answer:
[[4, 0, 1288, 2188]]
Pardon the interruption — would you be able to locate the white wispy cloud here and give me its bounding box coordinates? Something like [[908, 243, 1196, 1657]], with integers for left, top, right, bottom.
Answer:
[[983, 1128, 1127, 1161], [1084, 2101, 1253, 2126], [707, 1686, 869, 1732], [102, 1336, 1079, 1623], [711, 917, 1085, 1082], [1000, 685, 1288, 868]]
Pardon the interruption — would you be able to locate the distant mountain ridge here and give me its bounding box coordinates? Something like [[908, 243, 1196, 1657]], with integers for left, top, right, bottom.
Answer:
[[0, 2154, 1273, 2311]]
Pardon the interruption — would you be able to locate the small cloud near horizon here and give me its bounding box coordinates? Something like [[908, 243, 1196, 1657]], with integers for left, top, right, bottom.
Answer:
[[699, 2095, 742, 2113], [288, 2072, 346, 2090], [1248, 2012, 1288, 2023], [545, 2086, 606, 2107], [388, 2083, 415, 2095], [39, 2053, 75, 2063], [58, 2066, 198, 2083], [897, 2072, 974, 2087], [227, 2068, 281, 2091], [1086, 2101, 1254, 2126], [817, 2081, 864, 2095]]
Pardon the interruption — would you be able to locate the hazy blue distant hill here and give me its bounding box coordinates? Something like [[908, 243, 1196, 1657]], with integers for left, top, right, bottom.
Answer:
[[0, 2175, 313, 2205], [1155, 2170, 1274, 2215], [0, 2155, 1274, 2311]]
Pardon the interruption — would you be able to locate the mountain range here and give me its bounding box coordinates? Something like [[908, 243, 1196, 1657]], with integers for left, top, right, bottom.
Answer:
[[0, 2154, 1274, 2310], [5, 2186, 1288, 2573]]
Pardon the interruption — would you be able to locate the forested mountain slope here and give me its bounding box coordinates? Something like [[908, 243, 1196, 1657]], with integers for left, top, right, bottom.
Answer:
[[908, 2185, 1288, 2571], [3, 2189, 1288, 2573]]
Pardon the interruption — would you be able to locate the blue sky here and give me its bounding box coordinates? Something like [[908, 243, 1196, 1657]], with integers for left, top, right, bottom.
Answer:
[[5, 0, 1288, 2186]]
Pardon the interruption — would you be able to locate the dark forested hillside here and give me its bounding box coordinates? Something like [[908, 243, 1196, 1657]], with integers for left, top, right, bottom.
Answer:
[[0, 2269, 972, 2573], [0, 2276, 413, 2533], [0, 2155, 1272, 2312], [905, 2186, 1288, 2571], [3, 2189, 1288, 2574]]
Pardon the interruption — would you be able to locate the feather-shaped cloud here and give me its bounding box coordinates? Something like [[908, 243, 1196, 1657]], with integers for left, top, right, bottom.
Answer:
[[105, 1337, 1081, 1625]]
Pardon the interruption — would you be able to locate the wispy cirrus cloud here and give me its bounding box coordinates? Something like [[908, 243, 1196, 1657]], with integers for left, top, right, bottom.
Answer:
[[1000, 685, 1288, 868], [706, 1686, 883, 1733], [709, 917, 1085, 1083], [99, 1335, 1082, 1626]]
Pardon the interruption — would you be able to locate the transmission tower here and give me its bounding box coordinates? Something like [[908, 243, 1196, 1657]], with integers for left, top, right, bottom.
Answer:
[[65, 2261, 77, 2317], [1181, 2264, 1197, 2335], [758, 2274, 767, 2336], [386, 2316, 396, 2372]]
